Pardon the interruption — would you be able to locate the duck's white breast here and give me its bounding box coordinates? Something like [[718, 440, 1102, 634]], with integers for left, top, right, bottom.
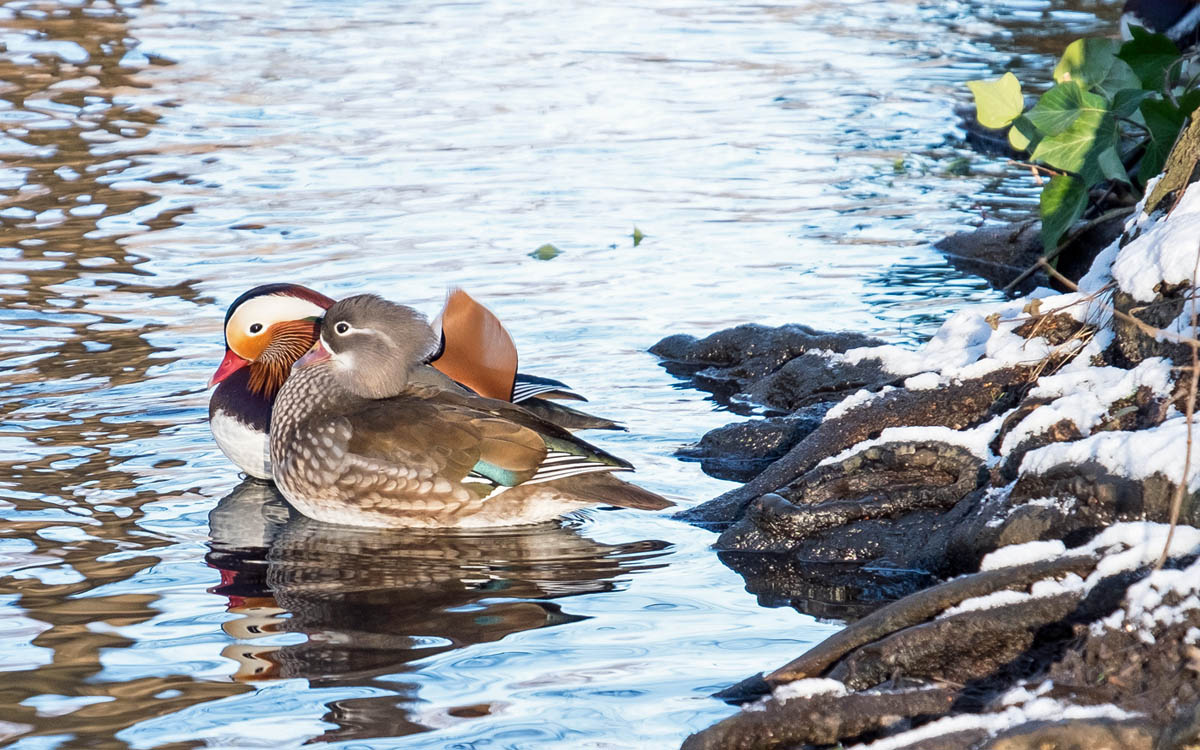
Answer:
[[210, 409, 272, 480]]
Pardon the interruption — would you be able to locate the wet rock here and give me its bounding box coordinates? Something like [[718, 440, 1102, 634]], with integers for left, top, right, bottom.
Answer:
[[996, 417, 1083, 482], [935, 220, 1046, 295], [1011, 462, 1200, 531], [716, 443, 985, 565], [679, 404, 830, 483], [1111, 286, 1192, 367], [764, 554, 1098, 685], [681, 686, 958, 750], [740, 352, 893, 412], [828, 593, 1081, 690], [679, 367, 1029, 526], [651, 324, 887, 409], [651, 324, 883, 374], [983, 718, 1159, 750], [1045, 594, 1200, 727]]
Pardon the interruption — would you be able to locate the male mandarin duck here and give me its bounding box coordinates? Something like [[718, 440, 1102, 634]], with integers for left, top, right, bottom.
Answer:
[[270, 294, 671, 528], [209, 283, 620, 480]]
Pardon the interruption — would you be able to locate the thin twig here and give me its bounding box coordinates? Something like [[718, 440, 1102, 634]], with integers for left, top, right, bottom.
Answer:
[[1155, 244, 1200, 569], [1001, 208, 1134, 294], [1038, 260, 1199, 345]]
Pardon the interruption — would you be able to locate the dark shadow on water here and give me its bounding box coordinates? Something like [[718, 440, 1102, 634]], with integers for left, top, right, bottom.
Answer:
[[205, 480, 671, 743]]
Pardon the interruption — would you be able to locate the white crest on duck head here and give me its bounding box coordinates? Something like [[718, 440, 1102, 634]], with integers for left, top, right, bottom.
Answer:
[[224, 284, 332, 360]]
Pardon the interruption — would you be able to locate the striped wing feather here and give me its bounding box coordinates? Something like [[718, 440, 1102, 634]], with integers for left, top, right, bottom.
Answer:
[[334, 388, 635, 500]]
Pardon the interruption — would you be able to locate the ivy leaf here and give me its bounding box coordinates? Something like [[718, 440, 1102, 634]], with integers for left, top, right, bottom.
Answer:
[[1054, 38, 1118, 88], [1096, 145, 1128, 184], [1111, 88, 1149, 118], [1008, 115, 1037, 152], [1027, 81, 1101, 136], [1178, 89, 1200, 118], [1030, 92, 1115, 185], [967, 73, 1024, 129], [1097, 58, 1142, 99], [1118, 26, 1180, 90], [1139, 98, 1185, 186], [1040, 175, 1088, 252]]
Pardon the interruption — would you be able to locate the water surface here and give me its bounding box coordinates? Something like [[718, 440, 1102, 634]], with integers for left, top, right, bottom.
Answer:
[[0, 0, 1121, 746]]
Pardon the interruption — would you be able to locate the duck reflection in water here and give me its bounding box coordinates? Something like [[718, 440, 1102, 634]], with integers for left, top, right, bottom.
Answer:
[[205, 479, 670, 741]]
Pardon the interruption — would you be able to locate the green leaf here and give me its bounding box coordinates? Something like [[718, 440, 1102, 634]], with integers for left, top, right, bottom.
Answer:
[[1118, 27, 1180, 89], [1111, 88, 1149, 118], [1139, 98, 1185, 185], [1040, 175, 1088, 252], [1096, 145, 1128, 184], [1027, 81, 1102, 136], [632, 226, 645, 246], [1031, 95, 1114, 184], [967, 72, 1024, 129], [1008, 115, 1036, 152], [529, 243, 561, 260], [1179, 89, 1200, 118], [1097, 58, 1142, 99], [1054, 38, 1119, 88]]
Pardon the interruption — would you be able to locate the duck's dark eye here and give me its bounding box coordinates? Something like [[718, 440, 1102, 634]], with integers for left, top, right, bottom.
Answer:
[[249, 323, 263, 334], [335, 322, 350, 335]]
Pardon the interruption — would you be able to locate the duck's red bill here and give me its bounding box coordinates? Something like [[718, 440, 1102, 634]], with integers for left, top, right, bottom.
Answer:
[[295, 340, 331, 368], [209, 349, 250, 388]]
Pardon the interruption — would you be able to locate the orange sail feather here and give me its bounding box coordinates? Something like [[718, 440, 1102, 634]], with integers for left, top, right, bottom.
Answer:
[[430, 289, 519, 401]]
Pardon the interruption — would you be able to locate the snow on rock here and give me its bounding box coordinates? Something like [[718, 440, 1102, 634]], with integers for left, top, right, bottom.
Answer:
[[844, 289, 1104, 382], [823, 386, 896, 422], [845, 303, 1006, 377], [980, 540, 1067, 571], [1112, 180, 1200, 302], [902, 371, 940, 390], [770, 677, 848, 703], [1020, 415, 1200, 491], [999, 358, 1174, 455], [843, 696, 1138, 750], [816, 414, 1007, 468]]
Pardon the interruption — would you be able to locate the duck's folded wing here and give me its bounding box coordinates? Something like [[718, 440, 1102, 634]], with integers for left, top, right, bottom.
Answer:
[[339, 399, 548, 493], [408, 384, 635, 471]]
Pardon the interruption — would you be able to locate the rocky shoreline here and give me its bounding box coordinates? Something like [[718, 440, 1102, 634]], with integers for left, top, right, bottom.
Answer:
[[662, 123, 1200, 749]]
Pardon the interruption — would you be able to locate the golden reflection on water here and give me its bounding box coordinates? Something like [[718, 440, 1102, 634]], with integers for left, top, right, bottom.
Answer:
[[0, 2, 236, 744]]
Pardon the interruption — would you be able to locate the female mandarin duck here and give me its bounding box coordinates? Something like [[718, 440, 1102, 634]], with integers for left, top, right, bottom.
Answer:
[[209, 283, 618, 480], [270, 295, 671, 528]]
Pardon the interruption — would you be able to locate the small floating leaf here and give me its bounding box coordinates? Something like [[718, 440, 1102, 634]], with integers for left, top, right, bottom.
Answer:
[[967, 72, 1023, 129], [944, 157, 971, 176], [632, 226, 645, 246], [529, 243, 561, 261]]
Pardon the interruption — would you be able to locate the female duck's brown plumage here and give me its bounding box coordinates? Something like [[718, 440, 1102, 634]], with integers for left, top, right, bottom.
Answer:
[[269, 294, 671, 528], [209, 283, 621, 480]]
